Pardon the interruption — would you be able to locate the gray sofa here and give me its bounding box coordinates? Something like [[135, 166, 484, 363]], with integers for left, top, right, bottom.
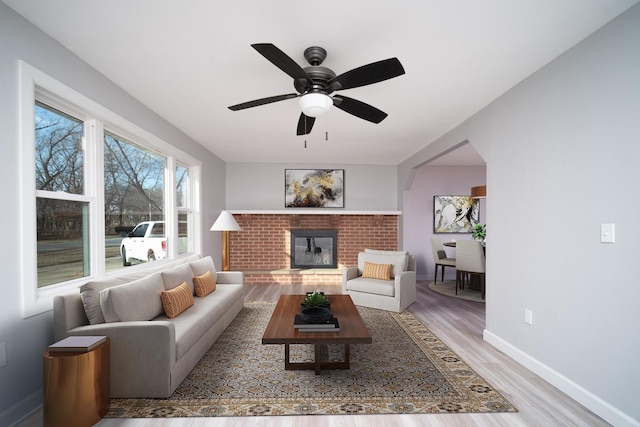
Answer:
[[53, 255, 244, 398], [342, 249, 416, 313]]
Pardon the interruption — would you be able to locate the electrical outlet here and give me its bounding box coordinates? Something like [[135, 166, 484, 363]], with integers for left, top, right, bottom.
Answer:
[[524, 309, 533, 325], [0, 342, 6, 368]]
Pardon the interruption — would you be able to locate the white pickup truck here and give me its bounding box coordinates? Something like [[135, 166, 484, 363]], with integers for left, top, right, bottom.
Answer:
[[120, 221, 167, 266]]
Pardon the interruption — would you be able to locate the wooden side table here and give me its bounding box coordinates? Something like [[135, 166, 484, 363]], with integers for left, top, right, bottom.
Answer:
[[43, 336, 110, 427]]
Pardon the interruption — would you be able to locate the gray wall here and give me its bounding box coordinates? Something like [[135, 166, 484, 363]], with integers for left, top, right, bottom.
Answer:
[[0, 5, 226, 425], [403, 165, 486, 280], [399, 4, 640, 425], [226, 163, 397, 211]]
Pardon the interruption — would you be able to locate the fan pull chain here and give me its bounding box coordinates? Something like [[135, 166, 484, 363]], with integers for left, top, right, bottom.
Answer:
[[303, 114, 308, 148], [325, 107, 329, 141]]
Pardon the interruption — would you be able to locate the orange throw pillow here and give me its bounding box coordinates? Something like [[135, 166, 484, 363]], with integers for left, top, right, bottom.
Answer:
[[362, 261, 393, 280], [160, 281, 194, 318], [193, 270, 216, 297]]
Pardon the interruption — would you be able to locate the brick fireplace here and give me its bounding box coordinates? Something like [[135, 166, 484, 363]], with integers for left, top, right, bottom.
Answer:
[[228, 212, 400, 285]]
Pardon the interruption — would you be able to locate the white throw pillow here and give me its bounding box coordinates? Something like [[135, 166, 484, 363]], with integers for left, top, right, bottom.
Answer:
[[161, 263, 196, 294], [99, 273, 165, 322], [190, 256, 217, 281]]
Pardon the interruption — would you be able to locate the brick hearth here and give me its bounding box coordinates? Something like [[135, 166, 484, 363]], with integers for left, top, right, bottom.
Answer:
[[228, 213, 399, 285]]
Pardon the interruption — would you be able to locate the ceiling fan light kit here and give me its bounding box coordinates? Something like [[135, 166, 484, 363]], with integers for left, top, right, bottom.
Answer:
[[228, 43, 405, 135], [298, 93, 332, 117]]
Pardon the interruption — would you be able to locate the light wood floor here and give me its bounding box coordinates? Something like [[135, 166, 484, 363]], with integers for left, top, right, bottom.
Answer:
[[20, 282, 609, 427]]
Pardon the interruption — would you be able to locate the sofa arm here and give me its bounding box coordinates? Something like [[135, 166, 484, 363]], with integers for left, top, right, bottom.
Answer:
[[53, 293, 89, 342], [344, 267, 359, 280], [67, 321, 176, 397], [342, 267, 359, 293], [217, 271, 244, 284], [394, 270, 417, 309]]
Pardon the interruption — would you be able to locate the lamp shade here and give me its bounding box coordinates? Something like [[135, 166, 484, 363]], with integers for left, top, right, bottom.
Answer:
[[298, 93, 333, 117], [470, 185, 486, 199], [210, 211, 241, 231]]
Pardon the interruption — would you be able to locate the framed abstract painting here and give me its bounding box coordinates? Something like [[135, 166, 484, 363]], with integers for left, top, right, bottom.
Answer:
[[285, 169, 344, 208], [433, 195, 479, 233]]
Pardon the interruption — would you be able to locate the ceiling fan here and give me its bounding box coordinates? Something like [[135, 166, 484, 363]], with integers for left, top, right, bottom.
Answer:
[[228, 43, 405, 135]]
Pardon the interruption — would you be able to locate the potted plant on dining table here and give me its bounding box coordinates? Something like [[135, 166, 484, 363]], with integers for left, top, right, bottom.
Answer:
[[472, 223, 486, 242]]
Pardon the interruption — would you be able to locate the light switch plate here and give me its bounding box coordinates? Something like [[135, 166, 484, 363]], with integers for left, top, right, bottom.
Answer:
[[601, 224, 615, 243], [524, 309, 533, 325]]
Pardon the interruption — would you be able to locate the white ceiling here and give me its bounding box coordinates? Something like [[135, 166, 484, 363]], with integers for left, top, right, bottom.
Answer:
[[4, 0, 637, 165]]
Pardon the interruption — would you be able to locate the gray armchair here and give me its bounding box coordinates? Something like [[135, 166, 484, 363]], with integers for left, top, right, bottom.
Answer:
[[342, 250, 416, 312]]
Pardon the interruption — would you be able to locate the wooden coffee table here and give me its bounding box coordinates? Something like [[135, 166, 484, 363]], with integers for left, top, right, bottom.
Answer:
[[262, 294, 372, 374]]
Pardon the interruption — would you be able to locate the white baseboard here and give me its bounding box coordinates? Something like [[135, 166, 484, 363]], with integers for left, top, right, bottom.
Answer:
[[0, 389, 41, 427], [483, 329, 639, 427]]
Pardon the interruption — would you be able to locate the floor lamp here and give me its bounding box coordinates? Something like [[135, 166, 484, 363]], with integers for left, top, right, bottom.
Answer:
[[210, 211, 241, 271]]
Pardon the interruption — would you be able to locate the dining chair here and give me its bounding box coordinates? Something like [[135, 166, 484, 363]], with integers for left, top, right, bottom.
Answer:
[[455, 240, 486, 300], [431, 237, 456, 284]]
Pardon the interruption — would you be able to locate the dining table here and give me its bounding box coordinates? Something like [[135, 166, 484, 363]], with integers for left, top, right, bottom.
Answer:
[[443, 240, 486, 249]]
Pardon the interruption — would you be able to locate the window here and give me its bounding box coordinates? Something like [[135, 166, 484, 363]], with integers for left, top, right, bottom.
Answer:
[[176, 163, 193, 255], [20, 62, 202, 317], [104, 131, 166, 271], [35, 103, 90, 287]]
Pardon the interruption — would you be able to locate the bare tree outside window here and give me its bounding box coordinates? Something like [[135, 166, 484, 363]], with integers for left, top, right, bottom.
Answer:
[[104, 132, 166, 270], [35, 102, 84, 193], [35, 103, 88, 287]]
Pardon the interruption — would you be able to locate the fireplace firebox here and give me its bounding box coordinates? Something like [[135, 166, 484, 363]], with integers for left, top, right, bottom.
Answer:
[[290, 229, 337, 269]]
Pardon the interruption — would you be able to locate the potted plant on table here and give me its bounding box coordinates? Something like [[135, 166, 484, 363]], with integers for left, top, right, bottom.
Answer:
[[300, 291, 332, 323], [302, 291, 330, 308]]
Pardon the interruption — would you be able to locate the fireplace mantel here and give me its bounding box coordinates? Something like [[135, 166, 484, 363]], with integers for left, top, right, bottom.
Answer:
[[229, 210, 401, 215]]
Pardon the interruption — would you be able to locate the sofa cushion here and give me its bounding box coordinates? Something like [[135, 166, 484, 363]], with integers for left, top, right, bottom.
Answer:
[[346, 277, 395, 297], [162, 263, 195, 294], [193, 270, 216, 297], [159, 284, 244, 360], [99, 273, 165, 322], [362, 262, 392, 280], [358, 252, 408, 279], [80, 277, 128, 324], [190, 256, 217, 282], [160, 281, 194, 319]]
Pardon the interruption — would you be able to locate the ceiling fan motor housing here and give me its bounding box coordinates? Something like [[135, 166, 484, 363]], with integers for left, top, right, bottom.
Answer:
[[292, 46, 336, 94], [295, 66, 336, 94]]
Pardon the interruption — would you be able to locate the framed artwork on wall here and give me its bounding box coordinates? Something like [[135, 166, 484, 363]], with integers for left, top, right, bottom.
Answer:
[[433, 195, 479, 233], [285, 169, 344, 208]]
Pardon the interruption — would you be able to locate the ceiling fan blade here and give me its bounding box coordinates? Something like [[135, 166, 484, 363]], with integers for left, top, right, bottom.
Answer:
[[251, 43, 313, 91], [296, 113, 316, 135], [329, 58, 405, 91], [333, 95, 388, 123], [228, 93, 298, 111]]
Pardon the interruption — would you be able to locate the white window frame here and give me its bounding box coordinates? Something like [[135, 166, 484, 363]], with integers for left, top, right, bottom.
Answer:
[[176, 162, 195, 255], [19, 61, 202, 318]]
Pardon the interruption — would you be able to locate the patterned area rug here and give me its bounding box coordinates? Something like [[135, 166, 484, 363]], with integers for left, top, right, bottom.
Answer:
[[106, 302, 515, 418], [428, 280, 485, 302]]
